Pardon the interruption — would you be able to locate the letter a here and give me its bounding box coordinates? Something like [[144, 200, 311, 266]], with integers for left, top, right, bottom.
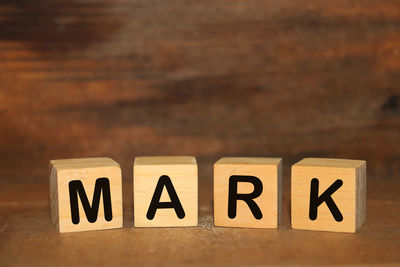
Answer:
[[146, 175, 185, 220]]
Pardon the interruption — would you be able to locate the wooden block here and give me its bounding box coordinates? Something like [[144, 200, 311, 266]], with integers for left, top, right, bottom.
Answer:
[[49, 157, 123, 233], [214, 157, 282, 228], [133, 156, 198, 227], [291, 158, 366, 233]]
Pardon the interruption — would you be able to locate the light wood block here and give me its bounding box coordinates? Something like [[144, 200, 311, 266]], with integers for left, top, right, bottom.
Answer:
[[133, 156, 198, 227], [291, 158, 366, 233], [49, 157, 123, 233], [214, 157, 282, 228]]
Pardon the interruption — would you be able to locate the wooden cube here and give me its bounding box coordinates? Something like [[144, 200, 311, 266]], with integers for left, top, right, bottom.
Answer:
[[133, 156, 198, 227], [49, 157, 123, 233], [214, 157, 282, 228], [291, 158, 366, 233]]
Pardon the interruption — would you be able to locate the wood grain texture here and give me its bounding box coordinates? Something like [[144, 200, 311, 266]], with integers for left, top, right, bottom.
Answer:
[[50, 157, 123, 232], [0, 0, 399, 264], [0, 0, 399, 190], [134, 156, 198, 227], [291, 158, 366, 233], [214, 157, 282, 228], [0, 178, 400, 266]]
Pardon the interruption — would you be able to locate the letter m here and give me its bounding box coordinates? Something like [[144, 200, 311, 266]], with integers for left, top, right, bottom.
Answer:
[[68, 177, 113, 224]]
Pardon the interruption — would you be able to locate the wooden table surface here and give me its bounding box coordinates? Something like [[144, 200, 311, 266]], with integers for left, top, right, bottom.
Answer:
[[0, 0, 399, 265], [1, 174, 400, 266]]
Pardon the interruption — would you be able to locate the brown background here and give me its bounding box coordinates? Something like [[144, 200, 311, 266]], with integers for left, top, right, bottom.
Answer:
[[0, 0, 399, 266]]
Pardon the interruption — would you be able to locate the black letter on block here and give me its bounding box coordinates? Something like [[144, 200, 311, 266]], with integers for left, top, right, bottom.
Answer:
[[309, 178, 343, 222], [146, 175, 185, 220], [69, 177, 113, 224], [228, 175, 263, 219]]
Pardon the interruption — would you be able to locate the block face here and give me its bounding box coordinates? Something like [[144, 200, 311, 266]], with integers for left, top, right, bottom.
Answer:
[[291, 158, 366, 233], [134, 156, 198, 227], [49, 157, 123, 233], [214, 157, 282, 228]]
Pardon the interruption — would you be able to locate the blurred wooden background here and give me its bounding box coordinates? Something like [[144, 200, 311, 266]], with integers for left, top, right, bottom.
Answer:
[[1, 0, 399, 188], [0, 1, 400, 266]]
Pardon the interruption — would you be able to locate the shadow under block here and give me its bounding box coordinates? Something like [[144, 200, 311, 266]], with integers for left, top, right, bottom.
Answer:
[[49, 157, 123, 233], [291, 158, 366, 233], [214, 157, 282, 228], [133, 156, 198, 227]]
